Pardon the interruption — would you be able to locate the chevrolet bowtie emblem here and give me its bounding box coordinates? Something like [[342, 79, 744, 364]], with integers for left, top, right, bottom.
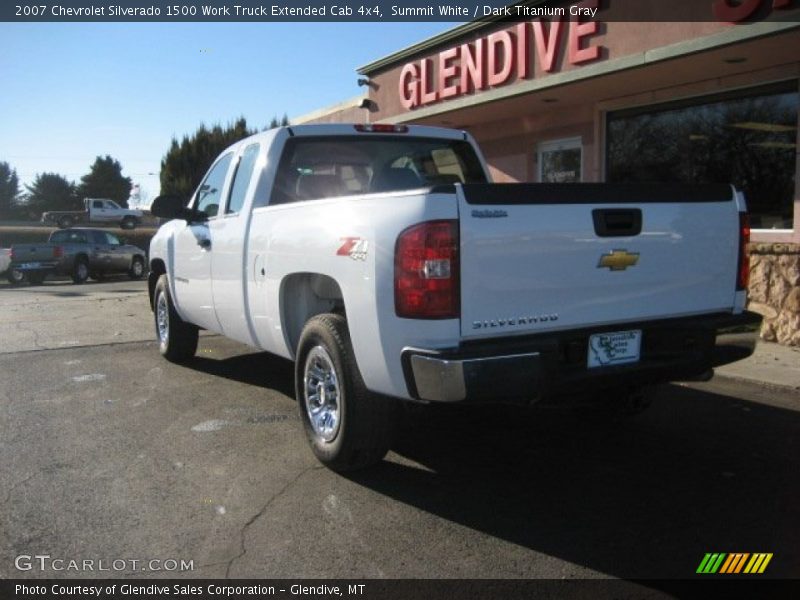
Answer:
[[598, 250, 639, 271]]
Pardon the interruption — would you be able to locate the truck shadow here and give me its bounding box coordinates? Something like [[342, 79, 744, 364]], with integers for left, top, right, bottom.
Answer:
[[183, 350, 295, 399], [171, 344, 800, 579], [348, 384, 800, 579]]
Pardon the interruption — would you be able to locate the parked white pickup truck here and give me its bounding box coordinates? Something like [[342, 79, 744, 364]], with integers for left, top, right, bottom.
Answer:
[[42, 198, 143, 229], [148, 124, 761, 471]]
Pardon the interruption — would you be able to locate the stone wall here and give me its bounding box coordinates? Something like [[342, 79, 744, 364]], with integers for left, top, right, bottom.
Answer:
[[748, 243, 800, 346]]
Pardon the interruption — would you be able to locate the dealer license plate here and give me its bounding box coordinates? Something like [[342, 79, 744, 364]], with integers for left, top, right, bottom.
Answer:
[[18, 262, 43, 269], [587, 330, 642, 369]]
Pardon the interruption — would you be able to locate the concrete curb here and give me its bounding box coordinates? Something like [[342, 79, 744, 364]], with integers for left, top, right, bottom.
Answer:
[[714, 341, 800, 393]]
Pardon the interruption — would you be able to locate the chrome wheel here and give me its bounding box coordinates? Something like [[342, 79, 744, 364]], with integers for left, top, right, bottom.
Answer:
[[156, 291, 169, 345], [132, 259, 144, 277], [304, 346, 341, 442]]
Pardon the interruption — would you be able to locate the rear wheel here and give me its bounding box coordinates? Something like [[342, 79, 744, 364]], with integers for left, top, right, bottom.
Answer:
[[128, 256, 145, 279], [153, 274, 198, 362], [57, 216, 73, 229], [7, 268, 26, 285], [295, 313, 396, 471], [71, 258, 89, 284]]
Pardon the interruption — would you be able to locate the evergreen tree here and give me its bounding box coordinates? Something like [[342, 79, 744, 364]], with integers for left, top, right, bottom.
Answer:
[[160, 117, 255, 199], [0, 161, 20, 219], [266, 114, 290, 130], [24, 173, 78, 214], [77, 155, 132, 207]]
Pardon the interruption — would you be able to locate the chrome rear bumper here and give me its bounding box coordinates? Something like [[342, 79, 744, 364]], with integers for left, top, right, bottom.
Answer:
[[403, 311, 762, 403]]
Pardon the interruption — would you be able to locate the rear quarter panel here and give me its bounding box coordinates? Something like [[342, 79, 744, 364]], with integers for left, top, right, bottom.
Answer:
[[247, 190, 461, 400]]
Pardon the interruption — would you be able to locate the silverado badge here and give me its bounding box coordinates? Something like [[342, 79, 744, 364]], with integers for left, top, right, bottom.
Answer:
[[598, 249, 639, 271]]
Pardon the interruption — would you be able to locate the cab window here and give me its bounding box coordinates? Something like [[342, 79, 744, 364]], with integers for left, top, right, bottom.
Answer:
[[195, 153, 234, 218]]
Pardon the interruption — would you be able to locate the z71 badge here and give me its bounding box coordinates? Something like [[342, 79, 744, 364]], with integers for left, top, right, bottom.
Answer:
[[337, 237, 369, 261]]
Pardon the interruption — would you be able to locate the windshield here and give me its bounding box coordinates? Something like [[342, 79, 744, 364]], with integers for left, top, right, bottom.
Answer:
[[270, 135, 487, 204]]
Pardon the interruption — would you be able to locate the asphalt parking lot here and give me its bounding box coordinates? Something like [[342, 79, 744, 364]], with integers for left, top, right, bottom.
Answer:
[[1, 278, 799, 581]]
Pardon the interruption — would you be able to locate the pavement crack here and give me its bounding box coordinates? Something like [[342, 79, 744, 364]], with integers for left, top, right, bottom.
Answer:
[[224, 465, 319, 578]]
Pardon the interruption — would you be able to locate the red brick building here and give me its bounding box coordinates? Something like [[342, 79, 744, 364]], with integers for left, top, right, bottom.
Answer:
[[296, 1, 800, 344]]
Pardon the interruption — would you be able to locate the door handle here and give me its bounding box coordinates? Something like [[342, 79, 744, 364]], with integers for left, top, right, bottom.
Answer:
[[198, 238, 211, 249]]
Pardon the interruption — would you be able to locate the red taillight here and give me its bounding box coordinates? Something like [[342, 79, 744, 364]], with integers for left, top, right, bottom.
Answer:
[[737, 213, 750, 291], [354, 124, 408, 134], [395, 220, 459, 319], [9, 248, 15, 260], [53, 246, 64, 259]]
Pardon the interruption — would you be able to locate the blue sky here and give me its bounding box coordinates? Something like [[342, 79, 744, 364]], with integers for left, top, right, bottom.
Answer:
[[0, 22, 454, 203]]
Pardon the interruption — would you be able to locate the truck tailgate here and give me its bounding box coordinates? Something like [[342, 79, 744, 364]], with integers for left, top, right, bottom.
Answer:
[[10, 244, 58, 265], [457, 183, 739, 340]]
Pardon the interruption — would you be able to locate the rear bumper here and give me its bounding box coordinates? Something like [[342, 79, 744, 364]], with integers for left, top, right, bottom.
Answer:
[[10, 261, 58, 273], [402, 311, 762, 403]]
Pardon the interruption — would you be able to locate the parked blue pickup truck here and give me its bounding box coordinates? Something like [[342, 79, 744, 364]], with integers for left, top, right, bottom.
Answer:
[[7, 228, 147, 285]]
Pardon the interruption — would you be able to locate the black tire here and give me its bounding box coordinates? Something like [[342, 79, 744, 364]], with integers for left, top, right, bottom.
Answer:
[[6, 268, 27, 285], [58, 216, 73, 229], [153, 274, 198, 362], [71, 257, 89, 284], [128, 256, 145, 279], [295, 313, 396, 471], [120, 217, 137, 230], [597, 384, 661, 417]]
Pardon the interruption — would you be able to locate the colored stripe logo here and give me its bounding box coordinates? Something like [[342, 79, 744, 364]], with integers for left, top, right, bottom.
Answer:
[[697, 553, 773, 574]]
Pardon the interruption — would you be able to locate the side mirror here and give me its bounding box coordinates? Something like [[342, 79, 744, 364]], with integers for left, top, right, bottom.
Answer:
[[150, 195, 208, 223]]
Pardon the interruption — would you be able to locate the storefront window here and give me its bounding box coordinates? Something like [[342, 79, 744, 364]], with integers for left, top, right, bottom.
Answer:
[[606, 83, 798, 230], [539, 137, 582, 183]]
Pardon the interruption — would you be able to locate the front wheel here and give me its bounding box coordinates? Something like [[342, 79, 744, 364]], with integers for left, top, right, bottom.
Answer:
[[71, 258, 89, 284], [153, 274, 198, 362], [120, 217, 138, 230], [128, 256, 145, 279], [295, 313, 396, 471]]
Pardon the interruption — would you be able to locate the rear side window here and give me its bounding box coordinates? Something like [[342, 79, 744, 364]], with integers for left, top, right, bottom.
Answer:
[[270, 136, 487, 205], [227, 144, 260, 214], [50, 230, 88, 244]]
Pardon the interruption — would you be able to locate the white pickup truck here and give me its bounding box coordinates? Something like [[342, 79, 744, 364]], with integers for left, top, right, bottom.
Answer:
[[149, 124, 761, 471], [42, 198, 144, 229]]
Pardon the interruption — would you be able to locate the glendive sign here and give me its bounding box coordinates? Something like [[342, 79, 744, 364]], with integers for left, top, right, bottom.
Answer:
[[713, 0, 792, 21], [398, 0, 603, 110]]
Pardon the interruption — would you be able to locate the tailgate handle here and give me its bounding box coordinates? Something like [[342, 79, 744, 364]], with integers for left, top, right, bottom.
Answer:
[[592, 209, 642, 237]]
